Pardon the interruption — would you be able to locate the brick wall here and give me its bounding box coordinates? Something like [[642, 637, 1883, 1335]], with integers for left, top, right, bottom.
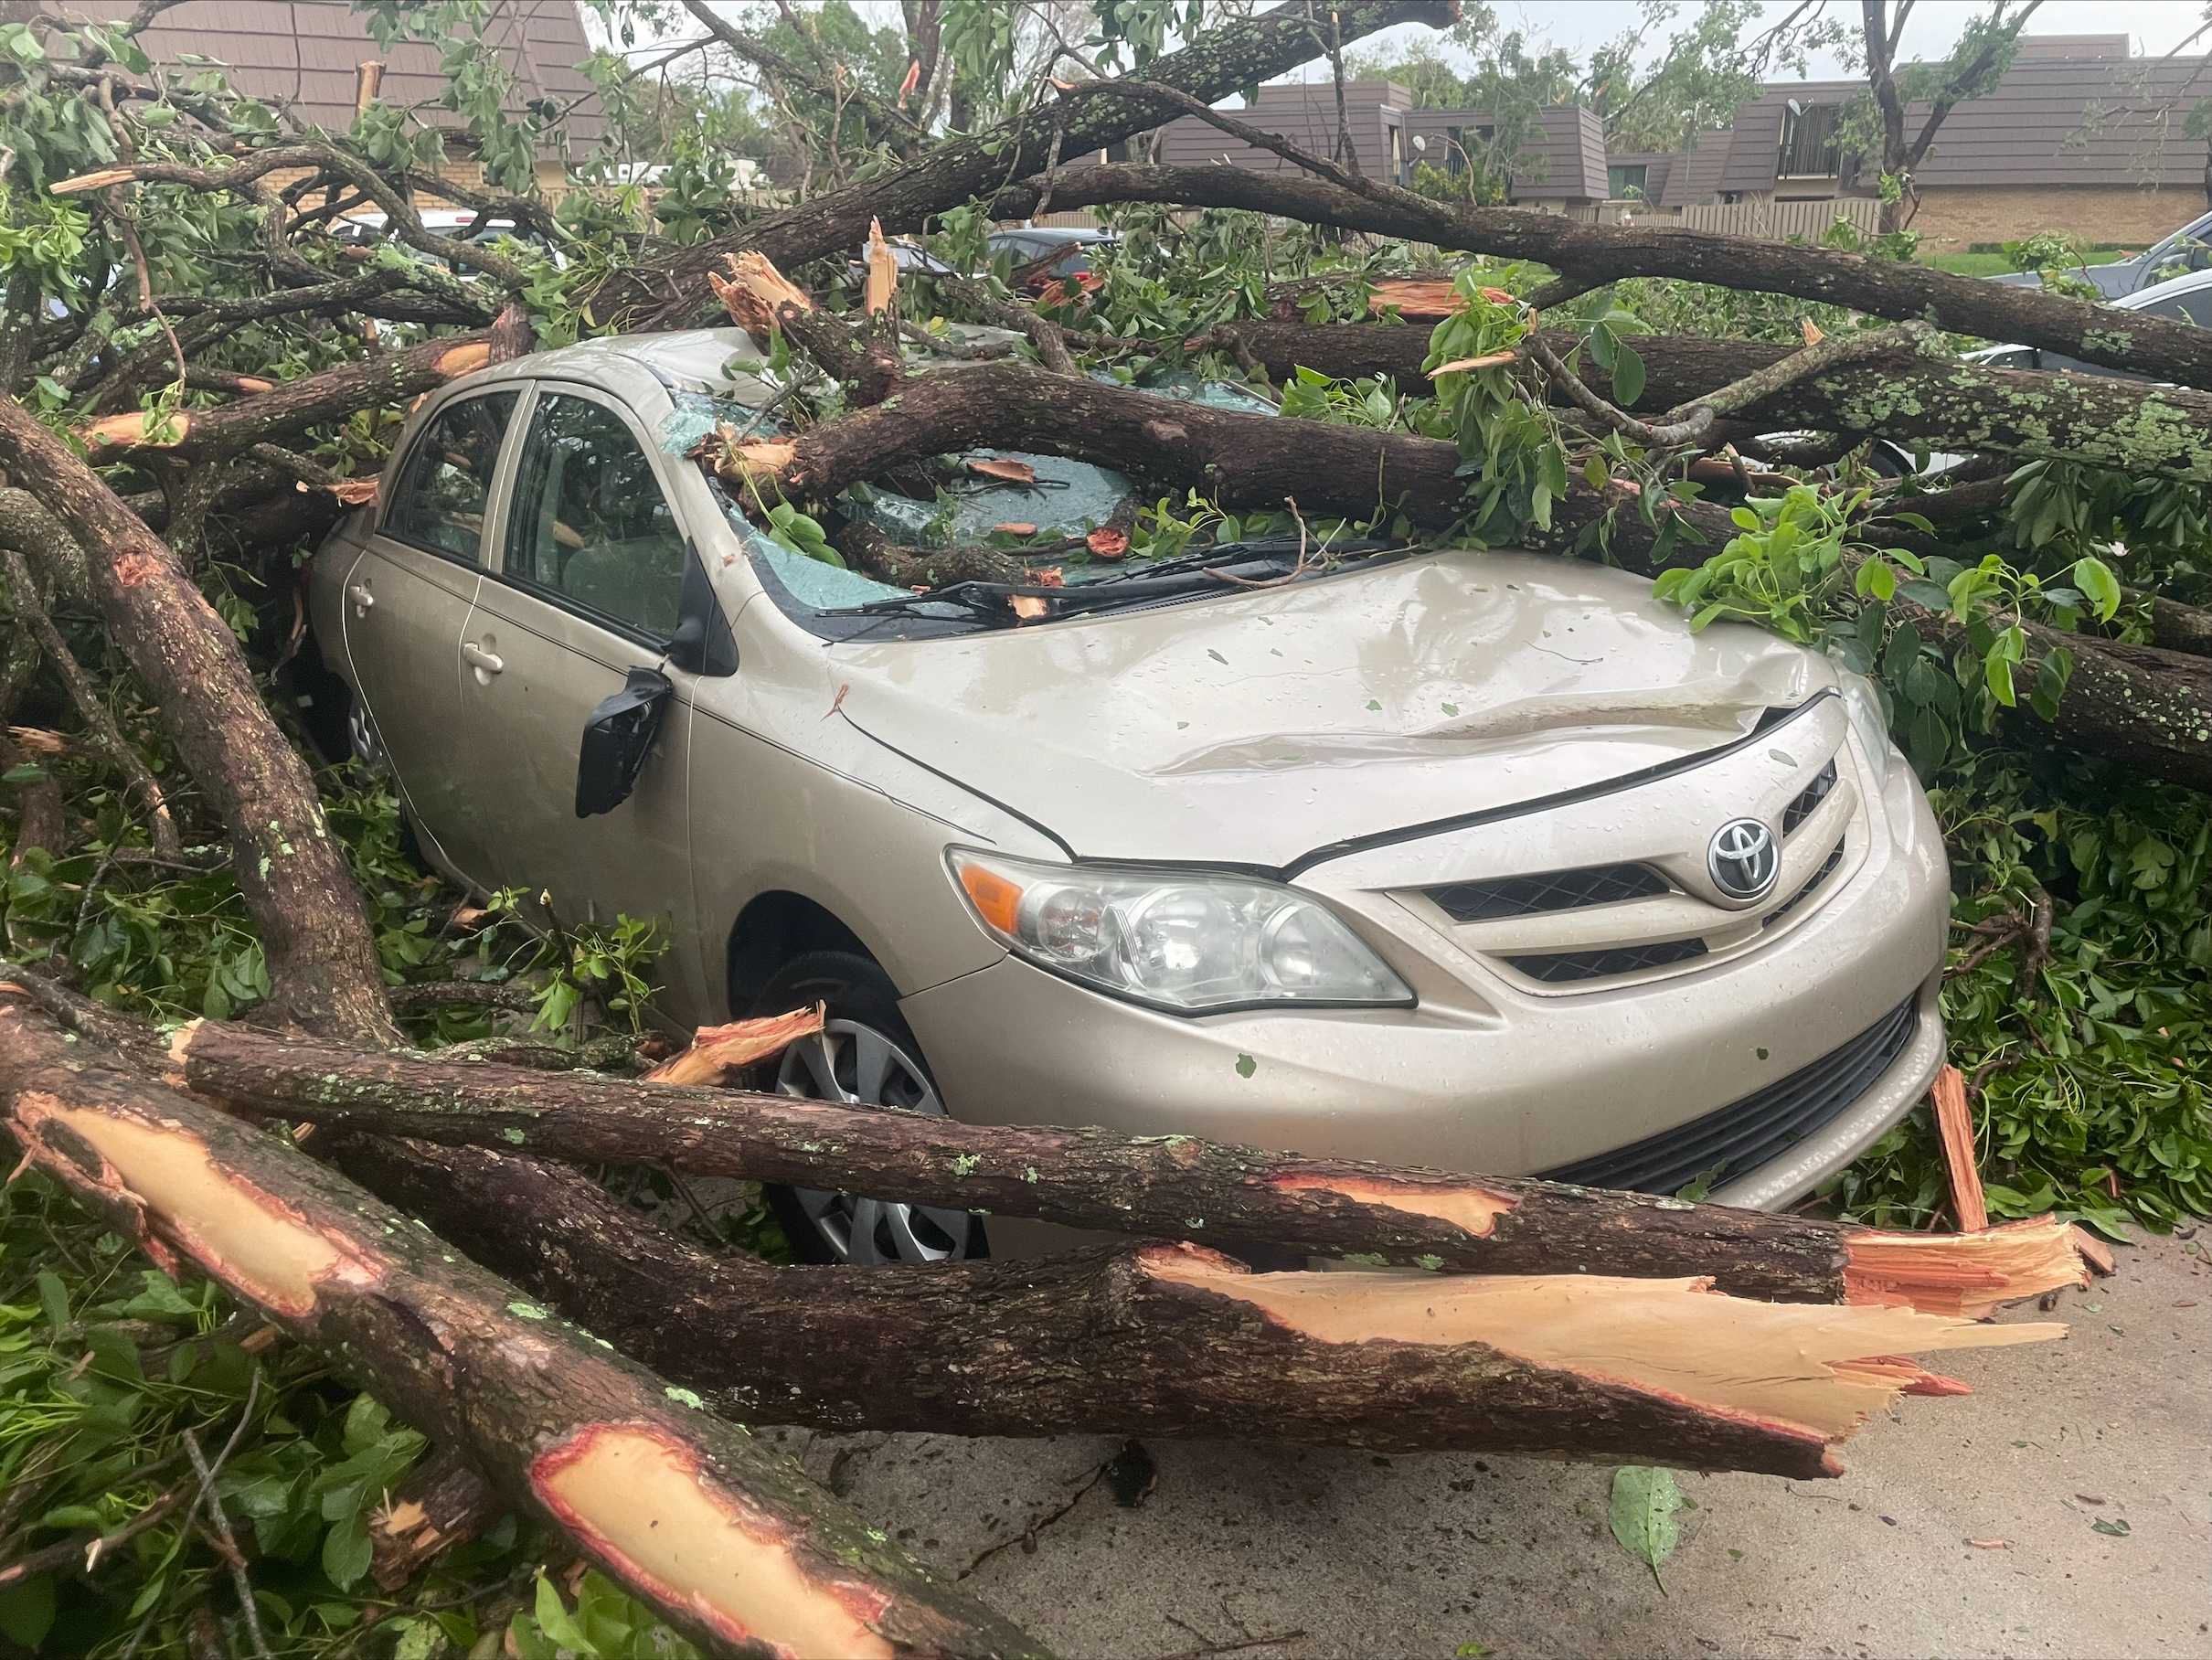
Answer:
[[1910, 184, 2205, 250]]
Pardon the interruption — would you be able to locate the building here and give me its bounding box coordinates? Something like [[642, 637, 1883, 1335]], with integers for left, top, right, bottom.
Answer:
[[1145, 80, 1610, 213], [1648, 36, 2212, 250], [4, 0, 603, 200]]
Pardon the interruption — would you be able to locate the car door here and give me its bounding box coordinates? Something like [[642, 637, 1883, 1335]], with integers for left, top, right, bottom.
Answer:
[[452, 382, 707, 1006], [346, 388, 520, 889]]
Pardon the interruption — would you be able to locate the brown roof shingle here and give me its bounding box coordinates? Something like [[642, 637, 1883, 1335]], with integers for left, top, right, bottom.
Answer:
[[100, 0, 602, 150]]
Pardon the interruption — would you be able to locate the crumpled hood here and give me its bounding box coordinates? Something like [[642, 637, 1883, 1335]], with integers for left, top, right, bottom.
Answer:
[[832, 548, 1832, 868]]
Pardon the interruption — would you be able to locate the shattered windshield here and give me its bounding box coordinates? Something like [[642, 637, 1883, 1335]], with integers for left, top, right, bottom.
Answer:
[[663, 371, 1313, 638]]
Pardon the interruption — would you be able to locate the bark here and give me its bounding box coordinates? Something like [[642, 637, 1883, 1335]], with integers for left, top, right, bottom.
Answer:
[[709, 356, 1464, 524], [591, 0, 1455, 326], [368, 1445, 506, 1591], [170, 1017, 2087, 1315], [977, 164, 2212, 392], [76, 325, 507, 468], [334, 1133, 2062, 1479], [0, 993, 1042, 1660], [0, 399, 398, 1043], [1195, 319, 2212, 483]]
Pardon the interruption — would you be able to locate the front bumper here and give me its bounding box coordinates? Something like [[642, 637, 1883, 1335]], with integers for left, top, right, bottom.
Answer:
[[899, 735, 1947, 1224]]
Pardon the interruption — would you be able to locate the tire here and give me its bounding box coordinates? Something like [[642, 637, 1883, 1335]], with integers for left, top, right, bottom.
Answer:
[[750, 950, 988, 1265]]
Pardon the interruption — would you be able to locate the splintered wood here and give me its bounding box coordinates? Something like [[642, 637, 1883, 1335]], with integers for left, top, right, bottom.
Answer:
[[643, 1005, 826, 1086], [1930, 1064, 1990, 1231]]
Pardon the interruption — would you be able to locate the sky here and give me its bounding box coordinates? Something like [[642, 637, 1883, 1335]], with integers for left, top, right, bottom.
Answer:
[[1261, 1, 2212, 88]]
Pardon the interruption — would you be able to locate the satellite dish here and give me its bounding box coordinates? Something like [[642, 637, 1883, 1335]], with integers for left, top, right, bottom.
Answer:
[[1411, 133, 1428, 153], [1787, 98, 1805, 116]]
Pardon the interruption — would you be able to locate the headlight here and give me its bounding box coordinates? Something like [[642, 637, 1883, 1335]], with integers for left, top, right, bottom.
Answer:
[[1838, 674, 1895, 788], [946, 848, 1413, 1013]]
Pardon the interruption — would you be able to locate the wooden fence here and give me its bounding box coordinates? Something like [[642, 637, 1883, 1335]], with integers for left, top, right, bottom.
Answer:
[[1675, 196, 1884, 240]]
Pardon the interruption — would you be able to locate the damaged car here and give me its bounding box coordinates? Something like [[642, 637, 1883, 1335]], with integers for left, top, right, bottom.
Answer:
[[305, 326, 1950, 1264]]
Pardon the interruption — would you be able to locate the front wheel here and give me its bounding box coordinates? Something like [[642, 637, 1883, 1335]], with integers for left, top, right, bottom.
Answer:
[[751, 950, 987, 1265]]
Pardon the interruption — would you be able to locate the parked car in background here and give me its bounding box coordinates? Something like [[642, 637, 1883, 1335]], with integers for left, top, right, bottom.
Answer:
[[1989, 210, 2212, 298], [987, 227, 1119, 294], [331, 209, 563, 270], [306, 328, 1949, 1266], [1974, 264, 2212, 374]]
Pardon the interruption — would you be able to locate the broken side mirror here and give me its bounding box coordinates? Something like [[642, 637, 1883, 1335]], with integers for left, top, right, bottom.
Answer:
[[575, 666, 673, 818]]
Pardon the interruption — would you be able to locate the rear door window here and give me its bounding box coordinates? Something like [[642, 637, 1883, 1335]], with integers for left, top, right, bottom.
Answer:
[[381, 391, 517, 562], [502, 390, 688, 642]]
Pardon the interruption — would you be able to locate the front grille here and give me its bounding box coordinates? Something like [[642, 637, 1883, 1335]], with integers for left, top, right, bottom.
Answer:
[[1505, 938, 1708, 984], [1762, 837, 1845, 928], [1538, 995, 1920, 1195], [1781, 761, 1838, 835], [1431, 862, 1668, 923]]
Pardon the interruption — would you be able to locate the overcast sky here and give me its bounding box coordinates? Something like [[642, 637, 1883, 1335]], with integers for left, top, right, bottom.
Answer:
[[1268, 1, 2212, 87]]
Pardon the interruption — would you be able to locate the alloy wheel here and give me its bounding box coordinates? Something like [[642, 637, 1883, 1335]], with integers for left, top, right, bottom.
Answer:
[[775, 1018, 978, 1264]]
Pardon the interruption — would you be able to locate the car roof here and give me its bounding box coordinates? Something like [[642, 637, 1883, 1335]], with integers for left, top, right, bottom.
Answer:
[[990, 227, 1115, 244], [469, 324, 1027, 401], [2116, 266, 2212, 311]]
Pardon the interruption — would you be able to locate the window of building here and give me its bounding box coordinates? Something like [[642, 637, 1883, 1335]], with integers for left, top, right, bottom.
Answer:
[[1607, 163, 1649, 200], [1777, 101, 1843, 177]]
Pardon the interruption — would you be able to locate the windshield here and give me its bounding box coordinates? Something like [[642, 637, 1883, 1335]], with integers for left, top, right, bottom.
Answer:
[[665, 373, 1301, 640]]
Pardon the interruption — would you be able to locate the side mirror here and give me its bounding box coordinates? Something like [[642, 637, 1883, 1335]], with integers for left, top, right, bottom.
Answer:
[[575, 666, 673, 818]]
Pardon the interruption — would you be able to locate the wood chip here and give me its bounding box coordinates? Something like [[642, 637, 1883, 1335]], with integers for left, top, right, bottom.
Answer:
[[991, 522, 1038, 537], [862, 218, 899, 317], [1086, 527, 1130, 559], [966, 458, 1037, 484], [1965, 1538, 2009, 1550], [1802, 319, 1826, 347], [2072, 1225, 2117, 1277], [1010, 594, 1049, 622]]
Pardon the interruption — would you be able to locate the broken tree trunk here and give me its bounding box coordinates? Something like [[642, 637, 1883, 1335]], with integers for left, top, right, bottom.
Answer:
[[334, 1133, 2060, 1479], [0, 992, 1042, 1659], [168, 1017, 2087, 1314]]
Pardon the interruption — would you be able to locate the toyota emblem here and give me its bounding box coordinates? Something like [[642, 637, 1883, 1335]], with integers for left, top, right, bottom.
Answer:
[[1707, 818, 1780, 901]]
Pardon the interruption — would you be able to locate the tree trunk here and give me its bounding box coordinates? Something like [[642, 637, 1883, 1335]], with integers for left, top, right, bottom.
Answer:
[[171, 1016, 2089, 1315], [590, 0, 1455, 327], [335, 1133, 2061, 1480], [0, 991, 1043, 1660], [0, 399, 398, 1043], [976, 164, 2212, 392]]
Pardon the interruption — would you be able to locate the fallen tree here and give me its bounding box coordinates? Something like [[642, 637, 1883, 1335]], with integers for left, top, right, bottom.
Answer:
[[334, 1130, 2062, 1479], [170, 1015, 2090, 1314]]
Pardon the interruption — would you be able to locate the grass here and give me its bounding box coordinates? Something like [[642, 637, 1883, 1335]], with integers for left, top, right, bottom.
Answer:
[[1922, 248, 2133, 277]]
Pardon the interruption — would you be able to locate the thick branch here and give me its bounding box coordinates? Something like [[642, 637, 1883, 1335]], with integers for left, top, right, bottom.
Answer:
[[0, 995, 1040, 1659], [982, 163, 2212, 391], [173, 1016, 2086, 1314], [0, 400, 396, 1042], [334, 1131, 2063, 1479]]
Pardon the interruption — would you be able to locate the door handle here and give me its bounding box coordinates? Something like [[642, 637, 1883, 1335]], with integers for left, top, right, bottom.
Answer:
[[461, 640, 504, 676], [346, 580, 374, 615]]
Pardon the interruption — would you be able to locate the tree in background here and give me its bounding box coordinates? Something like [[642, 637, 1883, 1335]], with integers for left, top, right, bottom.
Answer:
[[1854, 0, 2046, 233]]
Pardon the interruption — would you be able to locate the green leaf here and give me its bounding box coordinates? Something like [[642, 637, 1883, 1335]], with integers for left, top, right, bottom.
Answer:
[[0, 1575, 56, 1649], [1611, 342, 1646, 409], [1984, 651, 2016, 708], [2090, 1516, 2131, 1538], [2071, 554, 2122, 622], [1, 762, 44, 784], [1608, 1466, 1682, 1590], [322, 1511, 373, 1589]]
